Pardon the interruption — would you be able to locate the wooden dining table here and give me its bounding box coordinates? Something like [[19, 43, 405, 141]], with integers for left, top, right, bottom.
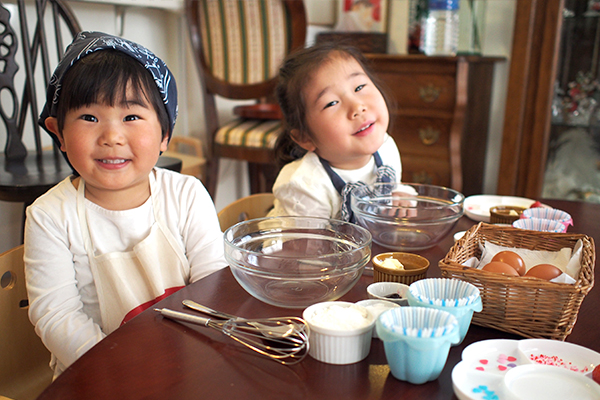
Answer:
[[37, 199, 599, 400]]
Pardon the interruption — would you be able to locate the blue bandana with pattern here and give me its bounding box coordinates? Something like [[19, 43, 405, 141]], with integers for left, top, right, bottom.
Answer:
[[39, 31, 178, 146]]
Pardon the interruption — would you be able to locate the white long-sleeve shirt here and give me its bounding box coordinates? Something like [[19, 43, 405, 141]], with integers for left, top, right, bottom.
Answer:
[[24, 168, 227, 375], [268, 133, 403, 219]]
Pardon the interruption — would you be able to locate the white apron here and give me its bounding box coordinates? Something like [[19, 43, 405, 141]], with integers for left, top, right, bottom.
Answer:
[[77, 171, 190, 334]]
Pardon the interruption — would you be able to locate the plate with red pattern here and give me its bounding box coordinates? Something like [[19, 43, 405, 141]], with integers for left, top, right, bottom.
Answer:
[[452, 339, 600, 400], [517, 339, 599, 374]]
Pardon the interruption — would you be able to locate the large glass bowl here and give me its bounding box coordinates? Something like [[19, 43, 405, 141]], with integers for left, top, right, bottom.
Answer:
[[350, 183, 464, 251], [224, 216, 372, 308]]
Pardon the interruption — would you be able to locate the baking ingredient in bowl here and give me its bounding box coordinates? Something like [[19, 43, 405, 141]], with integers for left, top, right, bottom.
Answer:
[[482, 261, 520, 276], [382, 257, 405, 270], [309, 304, 371, 330], [385, 293, 402, 299], [491, 251, 526, 276], [524, 263, 562, 280]]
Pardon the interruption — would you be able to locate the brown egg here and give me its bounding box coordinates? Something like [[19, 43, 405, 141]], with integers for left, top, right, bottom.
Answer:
[[491, 251, 526, 276], [524, 264, 562, 280], [482, 261, 520, 276]]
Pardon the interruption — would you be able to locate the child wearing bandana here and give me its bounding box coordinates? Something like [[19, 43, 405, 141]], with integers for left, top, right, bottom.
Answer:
[[267, 43, 415, 222], [24, 32, 227, 377]]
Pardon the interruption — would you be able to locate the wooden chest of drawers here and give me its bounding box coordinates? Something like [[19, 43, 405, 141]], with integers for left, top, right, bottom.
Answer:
[[367, 54, 503, 196]]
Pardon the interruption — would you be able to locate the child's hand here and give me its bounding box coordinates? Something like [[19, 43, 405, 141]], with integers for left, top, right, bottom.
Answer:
[[390, 186, 418, 218]]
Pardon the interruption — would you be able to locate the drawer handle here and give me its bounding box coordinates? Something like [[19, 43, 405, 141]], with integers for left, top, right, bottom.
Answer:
[[419, 84, 441, 103], [418, 127, 440, 146], [412, 171, 433, 184]]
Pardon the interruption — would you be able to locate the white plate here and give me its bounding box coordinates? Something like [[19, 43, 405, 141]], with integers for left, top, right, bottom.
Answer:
[[452, 339, 600, 400], [518, 339, 600, 374], [464, 195, 537, 222], [502, 364, 600, 400], [453, 339, 521, 400], [453, 361, 505, 400]]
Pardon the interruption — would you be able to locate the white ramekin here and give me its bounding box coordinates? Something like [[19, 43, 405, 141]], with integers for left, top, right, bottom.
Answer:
[[356, 299, 401, 338], [302, 301, 376, 365]]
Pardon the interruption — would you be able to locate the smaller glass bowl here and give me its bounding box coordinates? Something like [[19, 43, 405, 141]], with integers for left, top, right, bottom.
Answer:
[[224, 217, 372, 309], [351, 183, 465, 251]]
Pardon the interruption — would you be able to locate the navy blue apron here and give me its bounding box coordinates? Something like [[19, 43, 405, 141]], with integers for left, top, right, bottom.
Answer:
[[319, 151, 396, 222]]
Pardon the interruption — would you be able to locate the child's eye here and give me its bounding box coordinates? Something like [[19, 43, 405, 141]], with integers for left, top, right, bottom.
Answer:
[[323, 100, 338, 109], [355, 84, 366, 92], [81, 115, 97, 122], [124, 115, 140, 122]]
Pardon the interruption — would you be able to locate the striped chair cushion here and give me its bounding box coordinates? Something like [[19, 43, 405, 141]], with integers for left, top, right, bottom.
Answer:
[[198, 0, 291, 84], [215, 118, 282, 148]]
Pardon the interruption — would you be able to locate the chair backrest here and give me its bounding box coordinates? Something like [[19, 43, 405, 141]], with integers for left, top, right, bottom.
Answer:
[[163, 136, 206, 180], [218, 192, 275, 231], [0, 245, 53, 400], [0, 0, 81, 160], [185, 0, 306, 150]]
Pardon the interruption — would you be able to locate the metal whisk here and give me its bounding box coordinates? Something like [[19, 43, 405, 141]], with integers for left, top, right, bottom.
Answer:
[[154, 308, 310, 365]]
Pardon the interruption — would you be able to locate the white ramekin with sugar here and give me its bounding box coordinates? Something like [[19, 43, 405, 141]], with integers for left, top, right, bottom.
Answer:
[[302, 301, 375, 364]]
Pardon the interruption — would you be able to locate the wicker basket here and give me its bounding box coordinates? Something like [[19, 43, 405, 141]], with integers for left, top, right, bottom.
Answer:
[[439, 222, 595, 340]]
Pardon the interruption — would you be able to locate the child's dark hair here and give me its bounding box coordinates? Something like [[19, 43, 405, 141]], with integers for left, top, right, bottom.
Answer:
[[55, 50, 170, 139], [274, 42, 393, 168]]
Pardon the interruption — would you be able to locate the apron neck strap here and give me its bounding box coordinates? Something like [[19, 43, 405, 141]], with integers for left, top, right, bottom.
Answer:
[[319, 152, 384, 196], [319, 152, 391, 222]]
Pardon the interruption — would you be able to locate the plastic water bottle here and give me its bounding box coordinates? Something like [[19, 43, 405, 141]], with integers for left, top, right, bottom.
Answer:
[[420, 0, 460, 56]]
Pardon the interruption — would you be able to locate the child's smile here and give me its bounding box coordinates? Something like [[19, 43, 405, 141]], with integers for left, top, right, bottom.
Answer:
[[45, 86, 168, 209], [354, 121, 375, 136]]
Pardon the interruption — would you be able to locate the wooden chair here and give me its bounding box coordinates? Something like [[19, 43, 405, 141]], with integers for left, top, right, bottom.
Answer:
[[218, 192, 274, 231], [0, 245, 53, 400], [0, 0, 81, 236], [184, 0, 307, 199], [162, 136, 206, 181]]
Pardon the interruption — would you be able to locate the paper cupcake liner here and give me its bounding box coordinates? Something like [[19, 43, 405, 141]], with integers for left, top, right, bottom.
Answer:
[[513, 217, 567, 233], [378, 307, 458, 338], [408, 278, 480, 307], [521, 207, 573, 227]]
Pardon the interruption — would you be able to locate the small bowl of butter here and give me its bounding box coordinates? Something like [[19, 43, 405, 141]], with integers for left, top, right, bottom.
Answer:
[[371, 252, 430, 285]]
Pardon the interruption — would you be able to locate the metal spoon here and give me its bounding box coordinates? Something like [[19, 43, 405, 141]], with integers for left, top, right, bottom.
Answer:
[[182, 300, 296, 339]]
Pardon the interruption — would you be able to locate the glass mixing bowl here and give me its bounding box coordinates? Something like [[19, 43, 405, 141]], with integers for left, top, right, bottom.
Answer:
[[350, 183, 464, 251], [224, 216, 372, 308]]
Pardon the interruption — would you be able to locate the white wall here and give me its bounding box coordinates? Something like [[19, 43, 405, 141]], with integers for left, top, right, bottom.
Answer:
[[0, 0, 516, 253]]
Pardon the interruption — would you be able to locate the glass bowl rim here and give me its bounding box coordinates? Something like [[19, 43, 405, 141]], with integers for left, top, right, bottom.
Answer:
[[223, 216, 373, 277]]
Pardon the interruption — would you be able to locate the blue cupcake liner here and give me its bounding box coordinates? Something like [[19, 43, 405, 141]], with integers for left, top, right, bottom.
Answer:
[[378, 306, 458, 338], [408, 278, 480, 307]]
